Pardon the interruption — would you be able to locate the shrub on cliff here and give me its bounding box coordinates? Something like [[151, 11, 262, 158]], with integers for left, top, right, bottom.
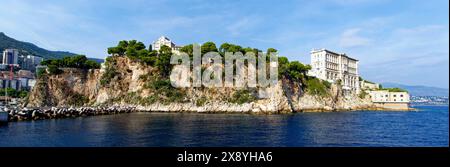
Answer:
[[305, 77, 331, 97], [142, 78, 186, 104], [68, 93, 89, 106], [228, 89, 256, 104], [100, 66, 118, 86], [196, 96, 208, 106]]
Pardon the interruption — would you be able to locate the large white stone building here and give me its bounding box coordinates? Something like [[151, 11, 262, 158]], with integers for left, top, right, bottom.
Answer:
[[151, 36, 181, 54], [308, 49, 360, 92]]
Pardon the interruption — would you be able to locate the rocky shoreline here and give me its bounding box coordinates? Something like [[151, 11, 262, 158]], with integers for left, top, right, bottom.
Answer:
[[3, 104, 414, 122], [6, 106, 137, 122]]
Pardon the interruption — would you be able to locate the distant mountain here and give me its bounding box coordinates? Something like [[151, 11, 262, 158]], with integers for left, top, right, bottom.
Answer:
[[382, 82, 449, 97], [0, 32, 78, 60], [88, 57, 104, 63]]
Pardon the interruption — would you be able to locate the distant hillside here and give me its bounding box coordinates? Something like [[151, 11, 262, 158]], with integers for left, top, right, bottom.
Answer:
[[0, 32, 77, 60], [88, 58, 104, 64], [382, 82, 449, 97]]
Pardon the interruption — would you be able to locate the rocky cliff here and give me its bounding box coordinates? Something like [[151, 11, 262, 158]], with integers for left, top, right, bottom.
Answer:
[[26, 56, 376, 113]]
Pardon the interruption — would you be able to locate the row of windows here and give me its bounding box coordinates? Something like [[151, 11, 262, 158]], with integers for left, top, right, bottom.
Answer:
[[326, 63, 338, 70], [375, 99, 405, 102], [325, 54, 339, 64], [326, 72, 338, 80], [343, 75, 358, 87], [379, 94, 404, 98]]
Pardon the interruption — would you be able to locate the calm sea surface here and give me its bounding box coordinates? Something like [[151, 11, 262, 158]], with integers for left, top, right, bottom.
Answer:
[[0, 106, 448, 147]]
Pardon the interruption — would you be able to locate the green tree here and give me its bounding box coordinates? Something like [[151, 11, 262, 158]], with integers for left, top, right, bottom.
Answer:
[[278, 56, 289, 77], [84, 60, 101, 69], [242, 47, 255, 54], [156, 45, 173, 78], [107, 40, 128, 55], [40, 55, 100, 71], [148, 44, 153, 52], [219, 43, 231, 54], [180, 44, 194, 56], [47, 65, 62, 75], [267, 48, 277, 54], [71, 55, 88, 68], [201, 42, 218, 55], [286, 61, 311, 81], [228, 44, 243, 53], [0, 88, 27, 98]]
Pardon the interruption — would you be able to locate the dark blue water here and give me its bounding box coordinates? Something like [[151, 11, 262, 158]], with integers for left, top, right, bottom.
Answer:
[[0, 106, 448, 147]]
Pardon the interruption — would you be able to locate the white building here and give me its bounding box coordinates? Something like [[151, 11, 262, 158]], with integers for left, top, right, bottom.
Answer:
[[2, 49, 19, 65], [309, 49, 360, 92], [360, 80, 380, 90], [368, 90, 410, 110], [368, 90, 409, 103], [151, 36, 181, 54]]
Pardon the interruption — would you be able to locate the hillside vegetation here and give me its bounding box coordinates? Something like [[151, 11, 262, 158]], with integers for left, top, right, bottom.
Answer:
[[26, 39, 375, 112]]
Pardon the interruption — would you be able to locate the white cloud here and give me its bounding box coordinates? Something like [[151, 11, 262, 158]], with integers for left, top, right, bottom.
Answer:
[[339, 28, 371, 48], [226, 16, 261, 36]]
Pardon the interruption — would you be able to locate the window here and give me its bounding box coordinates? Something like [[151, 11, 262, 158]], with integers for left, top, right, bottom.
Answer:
[[400, 95, 403, 97], [394, 99, 396, 101], [393, 95, 396, 97]]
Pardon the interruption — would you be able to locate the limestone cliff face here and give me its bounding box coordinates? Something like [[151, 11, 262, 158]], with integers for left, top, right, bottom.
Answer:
[[26, 56, 376, 113], [26, 68, 100, 107]]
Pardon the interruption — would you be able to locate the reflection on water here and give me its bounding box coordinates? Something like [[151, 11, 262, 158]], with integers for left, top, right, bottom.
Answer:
[[0, 106, 448, 147]]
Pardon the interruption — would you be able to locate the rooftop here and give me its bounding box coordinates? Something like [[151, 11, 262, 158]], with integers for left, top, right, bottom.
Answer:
[[311, 48, 358, 61]]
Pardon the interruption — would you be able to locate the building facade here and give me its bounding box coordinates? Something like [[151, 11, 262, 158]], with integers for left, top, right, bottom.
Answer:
[[151, 36, 181, 54], [19, 55, 43, 72], [360, 80, 380, 90], [0, 79, 22, 90], [308, 49, 360, 92], [2, 49, 19, 65], [368, 90, 410, 103], [368, 90, 410, 110]]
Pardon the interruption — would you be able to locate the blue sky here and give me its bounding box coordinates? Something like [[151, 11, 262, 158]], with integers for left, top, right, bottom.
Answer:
[[0, 0, 448, 88]]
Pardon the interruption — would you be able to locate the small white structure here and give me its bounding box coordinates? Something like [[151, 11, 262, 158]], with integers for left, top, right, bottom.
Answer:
[[368, 90, 410, 110], [360, 80, 380, 90], [308, 49, 360, 92], [151, 36, 181, 54]]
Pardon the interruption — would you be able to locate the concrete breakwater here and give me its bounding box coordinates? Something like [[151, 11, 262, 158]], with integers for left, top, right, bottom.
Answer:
[[6, 106, 136, 122]]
